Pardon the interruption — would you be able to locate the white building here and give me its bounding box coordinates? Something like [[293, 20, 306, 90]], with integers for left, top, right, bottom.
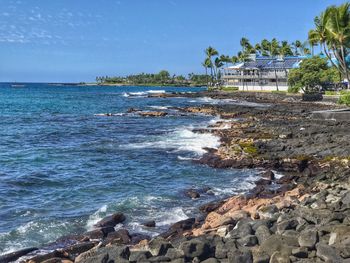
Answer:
[[222, 55, 305, 91]]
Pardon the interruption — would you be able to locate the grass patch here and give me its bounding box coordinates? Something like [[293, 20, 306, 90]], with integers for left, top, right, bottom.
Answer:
[[221, 86, 239, 92], [325, 91, 338, 96], [340, 89, 350, 95], [238, 141, 258, 155], [338, 91, 350, 106]]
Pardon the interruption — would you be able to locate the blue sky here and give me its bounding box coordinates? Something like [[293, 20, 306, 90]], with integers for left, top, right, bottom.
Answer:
[[0, 0, 346, 82]]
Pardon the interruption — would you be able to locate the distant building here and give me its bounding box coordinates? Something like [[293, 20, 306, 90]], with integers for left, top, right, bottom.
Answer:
[[222, 55, 305, 91]]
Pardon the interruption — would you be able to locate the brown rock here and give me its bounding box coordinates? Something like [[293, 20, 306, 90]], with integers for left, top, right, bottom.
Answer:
[[139, 111, 168, 117], [94, 212, 126, 228]]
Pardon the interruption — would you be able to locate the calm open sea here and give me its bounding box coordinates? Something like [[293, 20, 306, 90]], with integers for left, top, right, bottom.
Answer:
[[0, 84, 258, 254]]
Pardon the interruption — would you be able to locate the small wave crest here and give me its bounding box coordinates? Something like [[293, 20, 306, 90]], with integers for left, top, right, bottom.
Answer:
[[123, 90, 167, 98], [86, 205, 108, 231], [121, 126, 220, 155], [149, 106, 169, 110]]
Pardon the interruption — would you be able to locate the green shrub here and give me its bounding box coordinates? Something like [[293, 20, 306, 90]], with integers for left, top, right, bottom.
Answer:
[[338, 92, 350, 106], [288, 57, 340, 94], [325, 91, 337, 95], [221, 86, 239, 92], [340, 89, 350, 95], [288, 85, 300, 93]]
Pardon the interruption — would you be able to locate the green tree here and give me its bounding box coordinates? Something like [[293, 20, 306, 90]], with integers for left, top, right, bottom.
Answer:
[[288, 57, 340, 93], [202, 57, 212, 85], [261, 39, 271, 56], [205, 46, 219, 83], [158, 70, 170, 83], [292, 40, 302, 55], [280, 41, 293, 56], [309, 3, 350, 88]]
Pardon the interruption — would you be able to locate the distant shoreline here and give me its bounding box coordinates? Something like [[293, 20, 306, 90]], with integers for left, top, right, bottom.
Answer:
[[1, 82, 207, 88]]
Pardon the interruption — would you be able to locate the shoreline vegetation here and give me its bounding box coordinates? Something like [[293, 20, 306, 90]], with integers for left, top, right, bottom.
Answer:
[[94, 71, 208, 87], [200, 2, 350, 97]]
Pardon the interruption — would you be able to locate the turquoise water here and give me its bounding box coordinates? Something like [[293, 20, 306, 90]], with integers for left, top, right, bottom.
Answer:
[[0, 84, 258, 254]]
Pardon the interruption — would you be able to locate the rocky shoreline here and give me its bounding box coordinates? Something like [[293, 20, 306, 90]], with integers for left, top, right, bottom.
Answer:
[[2, 91, 350, 263]]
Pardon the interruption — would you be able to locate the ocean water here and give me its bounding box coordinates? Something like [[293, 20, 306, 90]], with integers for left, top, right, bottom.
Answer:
[[0, 84, 258, 255]]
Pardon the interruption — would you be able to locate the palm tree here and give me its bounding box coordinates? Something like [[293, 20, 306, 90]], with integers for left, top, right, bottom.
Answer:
[[205, 46, 219, 83], [231, 56, 238, 64], [309, 3, 350, 87], [240, 37, 250, 52], [220, 55, 231, 67], [255, 43, 262, 56], [261, 39, 271, 56], [270, 38, 280, 56], [308, 37, 318, 56], [214, 57, 224, 82], [280, 41, 293, 56], [202, 57, 212, 86], [292, 40, 302, 56], [326, 3, 350, 87], [237, 51, 249, 62]]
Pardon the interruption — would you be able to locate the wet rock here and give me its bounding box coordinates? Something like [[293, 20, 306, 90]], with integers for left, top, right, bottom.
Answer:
[[261, 170, 275, 180], [84, 226, 115, 239], [0, 247, 38, 263], [139, 111, 168, 117], [94, 212, 126, 228], [130, 233, 151, 245], [298, 230, 318, 249], [161, 218, 196, 239], [63, 241, 97, 255], [179, 239, 211, 260], [105, 229, 131, 245], [255, 178, 272, 186], [316, 243, 343, 263], [142, 220, 156, 228], [149, 238, 173, 256], [199, 201, 225, 214], [185, 189, 200, 199], [27, 251, 70, 263], [127, 107, 140, 113]]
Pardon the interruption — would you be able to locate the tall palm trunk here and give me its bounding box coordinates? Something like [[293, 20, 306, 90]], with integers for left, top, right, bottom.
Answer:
[[273, 60, 279, 91], [340, 45, 350, 89], [205, 67, 209, 86]]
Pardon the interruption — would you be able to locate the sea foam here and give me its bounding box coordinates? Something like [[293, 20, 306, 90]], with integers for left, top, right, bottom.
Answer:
[[122, 126, 220, 156]]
